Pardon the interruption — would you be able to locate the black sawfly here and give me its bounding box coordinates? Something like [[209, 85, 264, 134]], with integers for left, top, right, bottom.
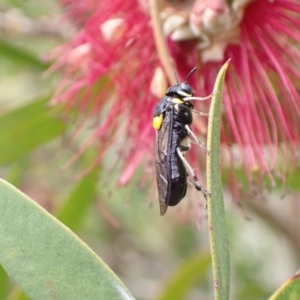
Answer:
[[153, 67, 211, 216]]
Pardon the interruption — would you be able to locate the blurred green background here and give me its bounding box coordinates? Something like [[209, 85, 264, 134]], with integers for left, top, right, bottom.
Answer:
[[0, 1, 299, 299]]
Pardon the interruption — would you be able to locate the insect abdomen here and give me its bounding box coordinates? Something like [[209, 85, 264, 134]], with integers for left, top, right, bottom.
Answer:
[[168, 151, 187, 206]]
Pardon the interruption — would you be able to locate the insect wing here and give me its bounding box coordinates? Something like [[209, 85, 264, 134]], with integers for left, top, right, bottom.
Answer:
[[155, 109, 173, 215], [153, 96, 169, 117]]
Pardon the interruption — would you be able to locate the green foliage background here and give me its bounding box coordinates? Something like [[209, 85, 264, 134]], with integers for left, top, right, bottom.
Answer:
[[0, 1, 299, 299]]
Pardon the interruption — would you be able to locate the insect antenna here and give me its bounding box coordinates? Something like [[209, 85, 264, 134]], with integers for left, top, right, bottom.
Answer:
[[173, 71, 179, 84], [185, 67, 197, 83]]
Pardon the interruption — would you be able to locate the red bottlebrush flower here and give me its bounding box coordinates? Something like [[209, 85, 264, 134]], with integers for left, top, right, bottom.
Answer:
[[51, 0, 300, 201], [50, 0, 160, 183]]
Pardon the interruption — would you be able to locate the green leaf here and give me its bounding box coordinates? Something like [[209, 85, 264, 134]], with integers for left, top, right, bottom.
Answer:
[[157, 253, 211, 300], [13, 292, 29, 300], [0, 97, 65, 165], [6, 286, 29, 300], [0, 39, 49, 70], [0, 264, 10, 299], [0, 179, 135, 300], [56, 168, 98, 232], [269, 271, 300, 300], [206, 60, 231, 300]]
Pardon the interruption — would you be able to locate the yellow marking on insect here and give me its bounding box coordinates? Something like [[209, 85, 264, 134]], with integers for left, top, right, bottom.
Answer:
[[174, 104, 179, 111], [171, 98, 184, 104], [153, 114, 163, 130]]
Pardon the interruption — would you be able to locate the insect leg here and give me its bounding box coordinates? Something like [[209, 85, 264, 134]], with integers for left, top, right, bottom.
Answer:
[[183, 94, 213, 101], [185, 125, 209, 152], [176, 147, 211, 197], [191, 110, 209, 117], [183, 91, 217, 102]]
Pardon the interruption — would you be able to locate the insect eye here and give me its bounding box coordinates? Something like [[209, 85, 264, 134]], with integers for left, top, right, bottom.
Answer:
[[179, 83, 193, 97]]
